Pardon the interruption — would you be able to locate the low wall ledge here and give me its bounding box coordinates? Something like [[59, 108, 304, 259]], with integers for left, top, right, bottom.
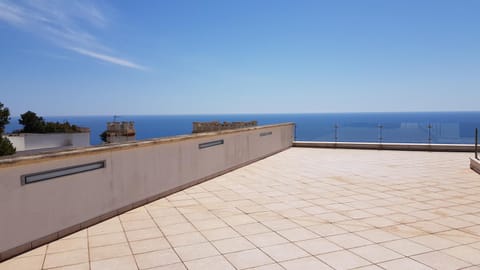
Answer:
[[293, 141, 476, 152], [471, 158, 480, 174], [0, 123, 294, 167]]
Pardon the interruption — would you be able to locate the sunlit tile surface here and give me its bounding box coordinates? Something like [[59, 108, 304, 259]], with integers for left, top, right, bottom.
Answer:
[[1, 148, 480, 269]]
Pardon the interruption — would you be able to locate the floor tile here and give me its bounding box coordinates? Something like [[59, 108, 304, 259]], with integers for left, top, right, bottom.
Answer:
[[47, 238, 88, 254], [43, 249, 89, 269], [408, 221, 450, 234], [441, 245, 480, 264], [125, 228, 163, 241], [225, 249, 274, 269], [354, 265, 384, 270], [355, 229, 400, 243], [326, 233, 372, 249], [160, 222, 197, 236], [202, 227, 240, 241], [174, 242, 219, 261], [0, 255, 44, 270], [90, 255, 137, 270], [47, 262, 90, 270], [410, 235, 459, 250], [306, 223, 347, 237], [184, 255, 235, 270], [167, 231, 207, 247], [280, 256, 332, 270], [412, 251, 470, 270], [147, 262, 186, 270], [381, 239, 432, 256], [246, 232, 289, 247], [261, 243, 309, 262], [153, 215, 187, 226], [317, 250, 370, 270], [294, 238, 342, 255], [378, 257, 433, 270], [212, 236, 255, 253], [436, 229, 480, 244], [88, 219, 123, 236], [261, 219, 299, 231], [121, 219, 156, 231], [89, 243, 132, 261], [222, 215, 257, 226], [350, 244, 403, 263], [16, 246, 47, 259], [89, 232, 127, 248], [134, 249, 180, 269], [248, 264, 284, 270], [276, 227, 318, 242], [191, 218, 228, 231], [129, 237, 171, 254], [233, 222, 271, 236]]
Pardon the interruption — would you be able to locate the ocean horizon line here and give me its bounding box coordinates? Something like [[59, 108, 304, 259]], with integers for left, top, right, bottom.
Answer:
[[9, 110, 480, 118]]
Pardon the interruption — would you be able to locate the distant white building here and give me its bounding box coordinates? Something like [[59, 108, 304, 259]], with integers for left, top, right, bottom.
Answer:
[[5, 129, 90, 151], [105, 121, 136, 143]]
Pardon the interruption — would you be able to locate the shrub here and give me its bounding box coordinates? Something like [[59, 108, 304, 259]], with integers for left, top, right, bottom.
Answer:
[[0, 137, 16, 156]]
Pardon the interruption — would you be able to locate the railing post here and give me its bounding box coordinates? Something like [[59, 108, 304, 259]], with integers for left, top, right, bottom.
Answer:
[[334, 124, 338, 143], [475, 128, 478, 160], [378, 124, 383, 143], [428, 124, 432, 144]]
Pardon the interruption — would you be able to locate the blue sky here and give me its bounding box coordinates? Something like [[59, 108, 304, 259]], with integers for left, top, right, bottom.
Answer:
[[0, 0, 479, 116]]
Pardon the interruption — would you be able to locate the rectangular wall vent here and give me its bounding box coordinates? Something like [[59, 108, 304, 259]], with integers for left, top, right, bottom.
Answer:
[[260, 131, 273, 137], [21, 161, 106, 185], [199, 139, 224, 149]]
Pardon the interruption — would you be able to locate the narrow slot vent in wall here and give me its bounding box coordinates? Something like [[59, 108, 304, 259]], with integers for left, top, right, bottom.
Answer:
[[260, 131, 273, 137], [199, 139, 224, 149], [21, 161, 106, 185]]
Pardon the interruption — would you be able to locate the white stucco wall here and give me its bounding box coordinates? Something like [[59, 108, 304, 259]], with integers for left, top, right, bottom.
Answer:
[[0, 123, 294, 259], [6, 133, 90, 151], [2, 136, 25, 151]]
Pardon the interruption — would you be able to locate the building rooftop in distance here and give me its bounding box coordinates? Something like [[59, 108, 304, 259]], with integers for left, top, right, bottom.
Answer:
[[1, 148, 479, 270]]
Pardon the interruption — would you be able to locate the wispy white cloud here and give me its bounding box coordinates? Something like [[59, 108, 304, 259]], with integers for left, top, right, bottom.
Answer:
[[70, 47, 148, 71], [0, 1, 27, 26], [0, 0, 147, 70]]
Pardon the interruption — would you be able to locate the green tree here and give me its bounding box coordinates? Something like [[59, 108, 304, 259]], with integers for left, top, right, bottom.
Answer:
[[0, 102, 16, 156], [19, 111, 45, 133], [19, 111, 80, 133], [0, 102, 10, 134], [0, 137, 16, 156]]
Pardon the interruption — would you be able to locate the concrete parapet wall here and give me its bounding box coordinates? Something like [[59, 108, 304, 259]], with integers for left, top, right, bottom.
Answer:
[[0, 123, 294, 261], [5, 133, 90, 151], [293, 141, 477, 152], [471, 158, 480, 174]]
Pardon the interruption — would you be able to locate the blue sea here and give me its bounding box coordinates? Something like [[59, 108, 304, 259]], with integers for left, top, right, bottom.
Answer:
[[5, 112, 480, 146]]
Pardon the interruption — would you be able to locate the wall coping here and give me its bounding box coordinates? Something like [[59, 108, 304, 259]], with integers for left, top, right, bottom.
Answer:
[[0, 123, 294, 167], [6, 132, 90, 135], [293, 141, 476, 152]]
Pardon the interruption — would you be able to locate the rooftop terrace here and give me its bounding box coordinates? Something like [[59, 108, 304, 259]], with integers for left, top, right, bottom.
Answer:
[[1, 147, 479, 270]]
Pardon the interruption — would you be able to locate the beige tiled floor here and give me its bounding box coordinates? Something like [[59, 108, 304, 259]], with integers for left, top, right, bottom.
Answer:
[[2, 148, 480, 270]]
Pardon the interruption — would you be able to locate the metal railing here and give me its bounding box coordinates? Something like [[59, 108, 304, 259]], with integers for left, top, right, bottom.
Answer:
[[326, 123, 437, 144], [293, 123, 478, 145]]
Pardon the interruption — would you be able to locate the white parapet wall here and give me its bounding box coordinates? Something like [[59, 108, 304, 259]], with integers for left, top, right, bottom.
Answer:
[[471, 158, 480, 174], [5, 133, 90, 151], [0, 123, 294, 261]]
